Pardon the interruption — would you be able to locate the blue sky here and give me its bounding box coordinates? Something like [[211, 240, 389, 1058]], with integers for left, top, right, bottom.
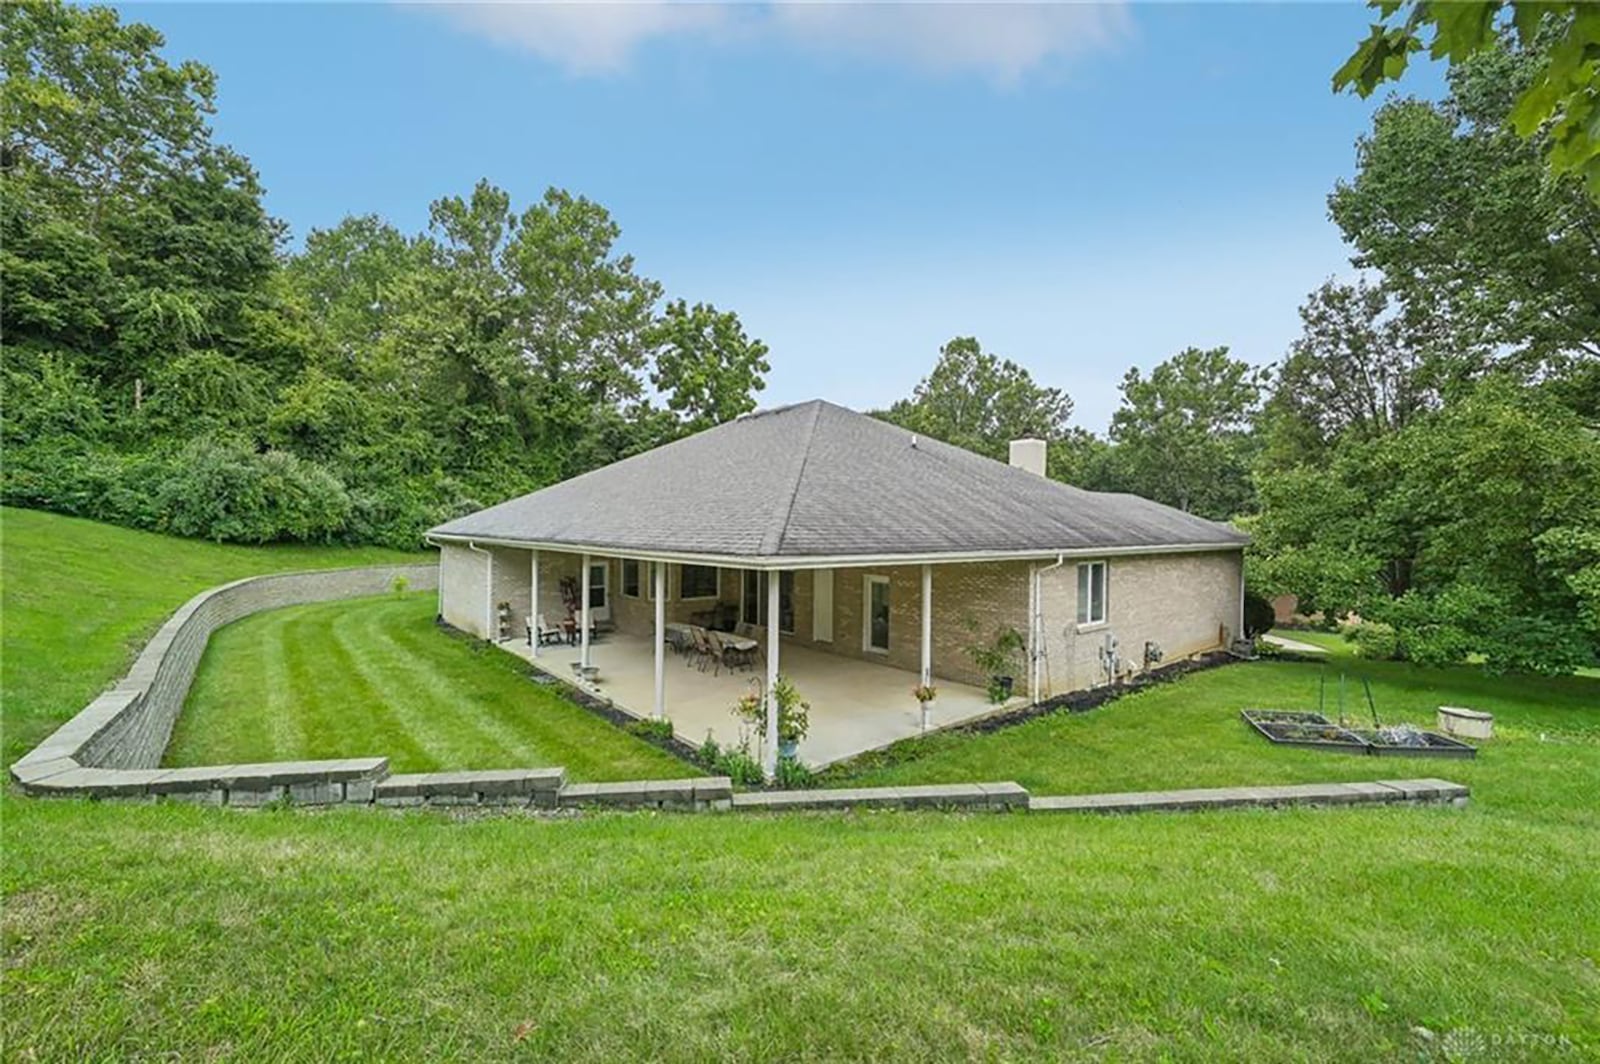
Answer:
[[124, 2, 1443, 430]]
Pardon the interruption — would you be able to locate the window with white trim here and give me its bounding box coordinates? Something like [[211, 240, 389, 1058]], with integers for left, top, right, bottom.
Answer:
[[1077, 561, 1107, 626], [679, 564, 720, 600], [740, 571, 795, 633], [622, 560, 660, 600], [863, 574, 890, 653]]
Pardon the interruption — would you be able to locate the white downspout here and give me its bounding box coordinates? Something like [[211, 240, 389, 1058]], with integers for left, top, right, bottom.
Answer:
[[1033, 553, 1067, 699], [1236, 551, 1247, 647], [466, 541, 493, 640], [1026, 564, 1037, 699]]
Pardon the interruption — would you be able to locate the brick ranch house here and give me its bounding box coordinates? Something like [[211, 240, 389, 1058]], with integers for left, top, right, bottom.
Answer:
[[427, 400, 1247, 774]]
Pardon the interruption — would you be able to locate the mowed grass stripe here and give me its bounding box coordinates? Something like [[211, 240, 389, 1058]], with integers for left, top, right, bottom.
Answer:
[[378, 609, 661, 774], [328, 599, 522, 768], [298, 602, 433, 765], [264, 609, 313, 761], [344, 602, 561, 766], [166, 593, 688, 779]]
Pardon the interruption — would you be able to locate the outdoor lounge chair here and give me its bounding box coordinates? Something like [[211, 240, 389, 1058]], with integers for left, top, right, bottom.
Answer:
[[529, 613, 564, 648]]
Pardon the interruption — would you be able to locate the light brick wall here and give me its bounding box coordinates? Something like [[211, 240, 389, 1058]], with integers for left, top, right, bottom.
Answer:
[[439, 543, 489, 636], [1038, 550, 1243, 695], [776, 563, 1028, 689]]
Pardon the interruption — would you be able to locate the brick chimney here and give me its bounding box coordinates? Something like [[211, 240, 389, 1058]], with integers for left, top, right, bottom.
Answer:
[[1009, 438, 1047, 477]]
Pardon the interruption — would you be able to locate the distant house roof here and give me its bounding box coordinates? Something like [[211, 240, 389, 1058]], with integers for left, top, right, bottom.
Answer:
[[428, 399, 1248, 565]]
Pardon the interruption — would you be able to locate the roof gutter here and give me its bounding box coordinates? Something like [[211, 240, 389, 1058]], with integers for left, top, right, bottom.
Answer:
[[424, 532, 1247, 571]]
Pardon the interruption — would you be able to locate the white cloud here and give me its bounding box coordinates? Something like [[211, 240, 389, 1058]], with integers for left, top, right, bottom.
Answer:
[[429, 3, 742, 75], [770, 3, 1130, 84], [425, 2, 1131, 81]]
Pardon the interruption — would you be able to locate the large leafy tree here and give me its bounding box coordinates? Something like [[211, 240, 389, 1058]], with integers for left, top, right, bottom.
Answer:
[[1261, 280, 1461, 466], [880, 337, 1073, 461], [1336, 2, 1600, 194], [1251, 382, 1600, 673], [649, 299, 771, 435], [1107, 346, 1264, 520], [1330, 38, 1600, 397], [2, 0, 282, 393]]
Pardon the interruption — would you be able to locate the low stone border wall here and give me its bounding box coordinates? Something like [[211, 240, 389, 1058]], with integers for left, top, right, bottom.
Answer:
[[1028, 778, 1469, 814], [15, 760, 1469, 818], [733, 782, 1029, 812], [10, 562, 436, 794]]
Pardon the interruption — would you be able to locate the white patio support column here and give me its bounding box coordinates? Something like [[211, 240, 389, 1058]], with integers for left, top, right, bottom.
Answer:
[[764, 569, 781, 781], [529, 549, 540, 658], [919, 564, 933, 687], [653, 562, 667, 720], [580, 552, 592, 671]]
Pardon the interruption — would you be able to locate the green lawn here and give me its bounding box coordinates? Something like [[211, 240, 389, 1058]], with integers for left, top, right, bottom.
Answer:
[[168, 593, 688, 780], [4, 510, 1598, 1061], [829, 639, 1598, 811]]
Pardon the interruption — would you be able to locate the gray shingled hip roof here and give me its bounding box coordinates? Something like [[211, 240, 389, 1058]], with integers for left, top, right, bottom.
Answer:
[[428, 400, 1249, 563]]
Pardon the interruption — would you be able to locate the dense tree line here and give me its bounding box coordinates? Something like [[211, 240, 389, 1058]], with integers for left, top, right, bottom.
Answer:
[[1, 0, 770, 548], [882, 32, 1599, 673], [4, 5, 1594, 671]]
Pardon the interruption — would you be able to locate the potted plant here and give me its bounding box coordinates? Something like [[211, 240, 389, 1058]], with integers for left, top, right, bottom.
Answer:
[[729, 677, 810, 761], [733, 691, 763, 728], [772, 675, 810, 760], [966, 625, 1025, 703], [912, 683, 938, 734]]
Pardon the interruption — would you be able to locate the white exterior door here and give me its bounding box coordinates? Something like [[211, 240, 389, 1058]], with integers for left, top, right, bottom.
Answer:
[[588, 561, 611, 622], [812, 568, 834, 642]]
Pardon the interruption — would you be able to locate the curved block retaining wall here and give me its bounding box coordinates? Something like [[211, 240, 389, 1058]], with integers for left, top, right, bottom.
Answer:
[[11, 564, 436, 787]]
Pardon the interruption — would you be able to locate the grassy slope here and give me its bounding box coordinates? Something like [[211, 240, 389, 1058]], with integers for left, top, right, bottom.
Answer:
[[4, 510, 1598, 1061], [0, 507, 425, 766], [168, 594, 688, 779]]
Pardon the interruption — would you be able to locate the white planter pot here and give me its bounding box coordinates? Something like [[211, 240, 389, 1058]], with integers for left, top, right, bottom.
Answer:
[[1438, 705, 1492, 740]]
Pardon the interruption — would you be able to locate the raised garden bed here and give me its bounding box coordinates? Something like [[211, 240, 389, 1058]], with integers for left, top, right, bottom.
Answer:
[[1240, 710, 1477, 759], [1240, 710, 1368, 753], [1357, 726, 1477, 759]]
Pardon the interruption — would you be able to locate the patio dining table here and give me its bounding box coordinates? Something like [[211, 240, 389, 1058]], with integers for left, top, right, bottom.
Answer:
[[715, 632, 759, 653]]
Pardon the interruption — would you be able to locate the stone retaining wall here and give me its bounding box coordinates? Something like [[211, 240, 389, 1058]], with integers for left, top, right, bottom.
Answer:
[[10, 563, 436, 789]]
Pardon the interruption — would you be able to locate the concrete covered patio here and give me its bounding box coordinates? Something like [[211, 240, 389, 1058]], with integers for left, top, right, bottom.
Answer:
[[504, 632, 1009, 767]]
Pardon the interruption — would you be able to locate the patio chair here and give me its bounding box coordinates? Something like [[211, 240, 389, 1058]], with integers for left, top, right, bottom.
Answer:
[[703, 629, 734, 677], [687, 626, 716, 673], [530, 614, 564, 648]]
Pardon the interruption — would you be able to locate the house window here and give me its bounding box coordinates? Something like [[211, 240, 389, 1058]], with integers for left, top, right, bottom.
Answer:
[[679, 564, 720, 600], [588, 562, 609, 610], [1077, 561, 1107, 626], [863, 574, 890, 653], [623, 560, 662, 600], [741, 571, 795, 633]]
